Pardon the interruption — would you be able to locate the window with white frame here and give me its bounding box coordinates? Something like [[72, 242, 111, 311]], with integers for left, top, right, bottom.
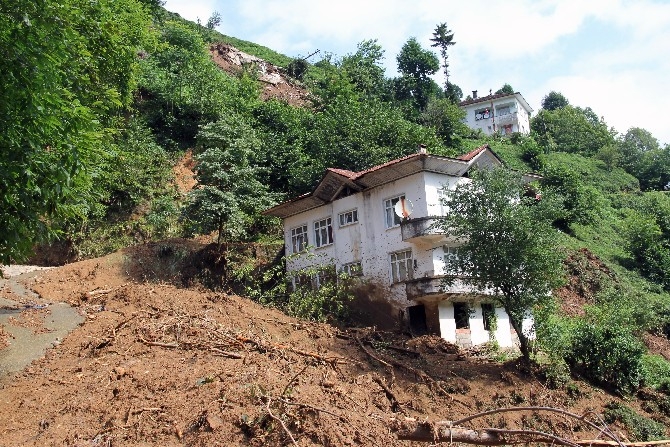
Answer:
[[438, 188, 448, 216], [443, 245, 460, 274], [290, 225, 308, 253], [384, 194, 405, 229], [341, 261, 363, 277], [313, 265, 336, 289], [338, 209, 358, 227], [313, 217, 333, 248], [390, 249, 413, 283]]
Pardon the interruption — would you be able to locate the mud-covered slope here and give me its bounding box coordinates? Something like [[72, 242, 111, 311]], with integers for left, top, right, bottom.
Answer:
[[0, 241, 665, 446]]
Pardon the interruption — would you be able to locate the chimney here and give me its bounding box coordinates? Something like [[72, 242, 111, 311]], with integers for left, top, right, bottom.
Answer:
[[418, 144, 427, 154], [472, 90, 478, 99]]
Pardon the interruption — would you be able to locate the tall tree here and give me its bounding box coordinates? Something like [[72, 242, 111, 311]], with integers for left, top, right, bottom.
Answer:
[[183, 115, 277, 246], [395, 37, 441, 115], [436, 168, 565, 363], [430, 22, 456, 90], [541, 91, 570, 111], [339, 39, 391, 101]]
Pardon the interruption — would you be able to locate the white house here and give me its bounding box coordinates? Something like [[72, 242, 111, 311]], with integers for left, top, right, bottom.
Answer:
[[459, 91, 533, 136], [263, 145, 535, 349]]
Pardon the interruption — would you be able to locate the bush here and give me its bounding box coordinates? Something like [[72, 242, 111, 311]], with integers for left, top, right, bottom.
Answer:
[[642, 354, 670, 389], [567, 321, 645, 395], [603, 402, 666, 441]]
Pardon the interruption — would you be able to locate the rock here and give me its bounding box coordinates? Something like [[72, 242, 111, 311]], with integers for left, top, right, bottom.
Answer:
[[206, 414, 224, 432]]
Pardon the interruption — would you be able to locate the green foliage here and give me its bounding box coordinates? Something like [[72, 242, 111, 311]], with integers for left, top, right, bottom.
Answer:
[[642, 354, 670, 389], [495, 83, 515, 95], [0, 0, 155, 262], [287, 58, 309, 81], [532, 105, 616, 156], [395, 37, 441, 114], [430, 22, 456, 89], [567, 321, 645, 395], [603, 402, 667, 441], [183, 115, 277, 244], [244, 256, 355, 322], [541, 91, 569, 111], [205, 11, 220, 30], [421, 98, 469, 147], [338, 40, 392, 101], [436, 167, 566, 362], [137, 20, 260, 149], [98, 120, 175, 216], [618, 128, 670, 191], [541, 163, 607, 229]]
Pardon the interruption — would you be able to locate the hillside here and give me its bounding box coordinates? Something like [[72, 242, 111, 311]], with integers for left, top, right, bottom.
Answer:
[[1, 241, 665, 446], [3, 2, 670, 445]]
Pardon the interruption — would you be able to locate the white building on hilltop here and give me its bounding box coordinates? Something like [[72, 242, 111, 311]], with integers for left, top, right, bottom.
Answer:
[[264, 145, 535, 349], [459, 91, 533, 136]]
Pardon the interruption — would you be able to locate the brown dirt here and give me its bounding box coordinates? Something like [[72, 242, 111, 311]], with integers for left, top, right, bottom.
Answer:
[[209, 43, 311, 107], [173, 150, 197, 196], [0, 241, 666, 446], [555, 248, 615, 317], [0, 325, 11, 349]]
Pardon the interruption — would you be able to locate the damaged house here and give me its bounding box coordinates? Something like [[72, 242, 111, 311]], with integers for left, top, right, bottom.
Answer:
[[264, 145, 536, 349]]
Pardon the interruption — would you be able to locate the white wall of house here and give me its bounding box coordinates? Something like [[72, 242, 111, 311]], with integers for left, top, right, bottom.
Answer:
[[280, 160, 533, 350], [461, 95, 531, 136]]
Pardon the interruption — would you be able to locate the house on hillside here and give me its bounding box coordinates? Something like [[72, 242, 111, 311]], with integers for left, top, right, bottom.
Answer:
[[264, 145, 537, 349], [459, 91, 533, 136]]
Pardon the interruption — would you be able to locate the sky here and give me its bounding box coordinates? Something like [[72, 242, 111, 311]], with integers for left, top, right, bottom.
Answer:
[[163, 0, 670, 145]]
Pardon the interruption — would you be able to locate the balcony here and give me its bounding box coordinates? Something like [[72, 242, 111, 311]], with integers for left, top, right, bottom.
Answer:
[[494, 112, 518, 126], [400, 216, 447, 244], [405, 275, 476, 301]]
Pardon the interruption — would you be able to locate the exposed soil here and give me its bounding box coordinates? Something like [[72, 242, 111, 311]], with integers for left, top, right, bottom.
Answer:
[[555, 248, 616, 317], [209, 43, 311, 107], [0, 241, 667, 446]]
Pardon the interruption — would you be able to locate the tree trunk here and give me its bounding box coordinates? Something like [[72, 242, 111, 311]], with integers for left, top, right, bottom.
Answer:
[[505, 305, 531, 366]]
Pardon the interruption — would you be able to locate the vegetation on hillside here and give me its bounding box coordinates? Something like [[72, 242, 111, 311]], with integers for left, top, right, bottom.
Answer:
[[2, 2, 670, 423]]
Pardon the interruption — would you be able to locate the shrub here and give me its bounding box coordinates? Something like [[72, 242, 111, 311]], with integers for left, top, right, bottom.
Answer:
[[603, 402, 666, 441], [642, 354, 670, 389], [566, 321, 645, 395]]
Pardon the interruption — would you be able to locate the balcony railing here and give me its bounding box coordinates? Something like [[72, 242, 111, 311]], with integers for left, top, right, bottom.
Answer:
[[494, 112, 518, 125], [400, 216, 447, 243], [405, 275, 477, 300]]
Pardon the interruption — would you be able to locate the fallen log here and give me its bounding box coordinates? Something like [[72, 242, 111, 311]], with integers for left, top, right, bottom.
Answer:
[[391, 418, 581, 447]]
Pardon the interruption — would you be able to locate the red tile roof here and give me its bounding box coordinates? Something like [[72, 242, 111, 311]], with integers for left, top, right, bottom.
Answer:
[[326, 168, 357, 179], [457, 146, 487, 161]]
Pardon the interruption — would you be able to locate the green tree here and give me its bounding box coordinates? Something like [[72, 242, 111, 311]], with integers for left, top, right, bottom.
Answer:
[[206, 11, 221, 30], [496, 83, 515, 95], [395, 37, 441, 114], [541, 91, 570, 111], [531, 105, 616, 156], [339, 39, 391, 100], [0, 0, 155, 262], [618, 127, 670, 190], [436, 168, 565, 363], [183, 115, 277, 246], [429, 22, 456, 90], [421, 98, 468, 147]]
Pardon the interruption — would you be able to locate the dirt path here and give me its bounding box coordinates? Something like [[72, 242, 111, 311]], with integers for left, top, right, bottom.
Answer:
[[0, 267, 84, 381]]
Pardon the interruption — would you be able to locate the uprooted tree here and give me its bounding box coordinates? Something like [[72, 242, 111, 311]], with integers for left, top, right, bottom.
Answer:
[[436, 167, 565, 363]]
